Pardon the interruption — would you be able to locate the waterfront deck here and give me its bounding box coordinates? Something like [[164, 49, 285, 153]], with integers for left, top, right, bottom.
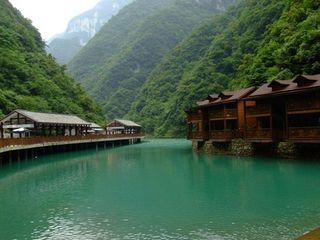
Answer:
[[0, 134, 144, 154]]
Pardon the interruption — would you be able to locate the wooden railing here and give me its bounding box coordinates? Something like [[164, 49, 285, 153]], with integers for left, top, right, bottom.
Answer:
[[287, 98, 320, 112], [209, 109, 224, 119], [224, 109, 237, 118], [246, 104, 271, 116], [288, 127, 320, 141], [187, 132, 206, 140], [209, 109, 237, 119], [210, 130, 240, 141], [245, 129, 273, 141], [0, 133, 144, 149], [188, 115, 202, 121]]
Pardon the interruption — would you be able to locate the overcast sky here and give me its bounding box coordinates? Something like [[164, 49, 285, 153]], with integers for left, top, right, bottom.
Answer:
[[9, 0, 100, 40]]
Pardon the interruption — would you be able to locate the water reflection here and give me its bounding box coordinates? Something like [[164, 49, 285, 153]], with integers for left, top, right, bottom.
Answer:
[[0, 139, 319, 239]]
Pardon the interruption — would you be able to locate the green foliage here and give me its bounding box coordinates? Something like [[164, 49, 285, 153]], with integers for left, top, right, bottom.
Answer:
[[0, 0, 104, 124], [68, 0, 236, 121], [47, 38, 82, 65], [128, 0, 320, 137], [234, 0, 320, 87]]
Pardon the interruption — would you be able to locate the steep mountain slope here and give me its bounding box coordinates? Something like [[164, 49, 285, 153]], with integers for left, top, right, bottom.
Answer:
[[128, 0, 320, 136], [47, 0, 133, 64], [0, 0, 104, 123], [68, 0, 236, 121]]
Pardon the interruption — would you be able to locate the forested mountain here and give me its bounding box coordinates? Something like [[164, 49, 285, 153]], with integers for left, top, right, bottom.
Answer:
[[0, 0, 104, 123], [47, 0, 133, 64], [128, 0, 320, 136], [68, 0, 237, 121]]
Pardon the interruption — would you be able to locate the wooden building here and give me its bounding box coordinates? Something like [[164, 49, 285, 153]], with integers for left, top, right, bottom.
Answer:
[[244, 74, 320, 143], [106, 119, 142, 135], [0, 109, 91, 138], [186, 87, 256, 142], [186, 74, 320, 144]]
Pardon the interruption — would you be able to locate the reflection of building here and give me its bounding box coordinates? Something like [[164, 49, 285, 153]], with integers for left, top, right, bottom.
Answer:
[[186, 74, 320, 144], [0, 109, 91, 138], [106, 119, 142, 135]]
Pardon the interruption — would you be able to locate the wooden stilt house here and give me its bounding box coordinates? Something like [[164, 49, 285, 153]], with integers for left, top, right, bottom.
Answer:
[[186, 87, 256, 142], [244, 74, 320, 143], [186, 74, 320, 144]]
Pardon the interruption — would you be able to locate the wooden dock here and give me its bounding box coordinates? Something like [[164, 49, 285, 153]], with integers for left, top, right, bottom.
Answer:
[[0, 134, 144, 165]]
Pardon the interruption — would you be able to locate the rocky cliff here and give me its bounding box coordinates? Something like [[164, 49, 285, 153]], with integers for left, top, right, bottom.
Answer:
[[47, 0, 133, 64]]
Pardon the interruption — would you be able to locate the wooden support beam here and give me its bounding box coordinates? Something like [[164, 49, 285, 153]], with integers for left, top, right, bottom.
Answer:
[[10, 117, 13, 138], [0, 122, 4, 139]]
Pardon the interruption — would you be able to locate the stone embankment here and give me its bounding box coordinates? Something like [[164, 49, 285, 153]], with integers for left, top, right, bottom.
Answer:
[[193, 139, 320, 159]]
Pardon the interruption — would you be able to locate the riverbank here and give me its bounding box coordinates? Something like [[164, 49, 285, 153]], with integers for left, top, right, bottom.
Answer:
[[192, 139, 320, 159]]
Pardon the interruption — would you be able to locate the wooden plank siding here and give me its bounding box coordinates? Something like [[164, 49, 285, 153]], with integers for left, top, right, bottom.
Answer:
[[187, 108, 208, 141], [237, 101, 245, 131], [186, 75, 320, 144], [286, 91, 320, 143]]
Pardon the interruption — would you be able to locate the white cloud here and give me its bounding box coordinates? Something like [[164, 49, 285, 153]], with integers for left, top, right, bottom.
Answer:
[[9, 0, 100, 40]]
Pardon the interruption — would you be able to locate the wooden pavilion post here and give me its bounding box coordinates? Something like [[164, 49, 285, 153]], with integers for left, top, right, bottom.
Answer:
[[10, 117, 13, 138], [223, 105, 227, 132], [34, 123, 37, 137], [0, 122, 4, 139], [42, 124, 46, 136], [17, 113, 22, 138]]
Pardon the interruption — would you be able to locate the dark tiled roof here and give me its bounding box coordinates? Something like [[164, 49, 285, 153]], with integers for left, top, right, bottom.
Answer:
[[196, 87, 256, 107], [1, 109, 90, 125], [249, 74, 320, 98], [107, 119, 141, 127]]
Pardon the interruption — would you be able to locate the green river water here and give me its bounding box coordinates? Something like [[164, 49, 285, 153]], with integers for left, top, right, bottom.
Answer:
[[0, 139, 319, 239]]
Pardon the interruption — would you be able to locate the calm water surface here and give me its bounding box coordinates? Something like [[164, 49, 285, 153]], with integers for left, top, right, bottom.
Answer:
[[0, 139, 319, 239]]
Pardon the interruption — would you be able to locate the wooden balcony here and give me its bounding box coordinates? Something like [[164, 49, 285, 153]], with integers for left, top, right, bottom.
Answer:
[[209, 109, 237, 119], [187, 131, 206, 140], [0, 133, 144, 149], [225, 109, 237, 119], [209, 109, 224, 119], [245, 129, 274, 142], [287, 127, 320, 143], [188, 114, 203, 122], [246, 104, 271, 116], [209, 130, 241, 142], [287, 98, 320, 113]]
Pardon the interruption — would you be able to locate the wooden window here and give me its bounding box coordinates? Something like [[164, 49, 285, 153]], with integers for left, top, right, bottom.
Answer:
[[210, 120, 224, 131], [257, 117, 270, 129], [288, 113, 320, 128], [226, 120, 238, 130]]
